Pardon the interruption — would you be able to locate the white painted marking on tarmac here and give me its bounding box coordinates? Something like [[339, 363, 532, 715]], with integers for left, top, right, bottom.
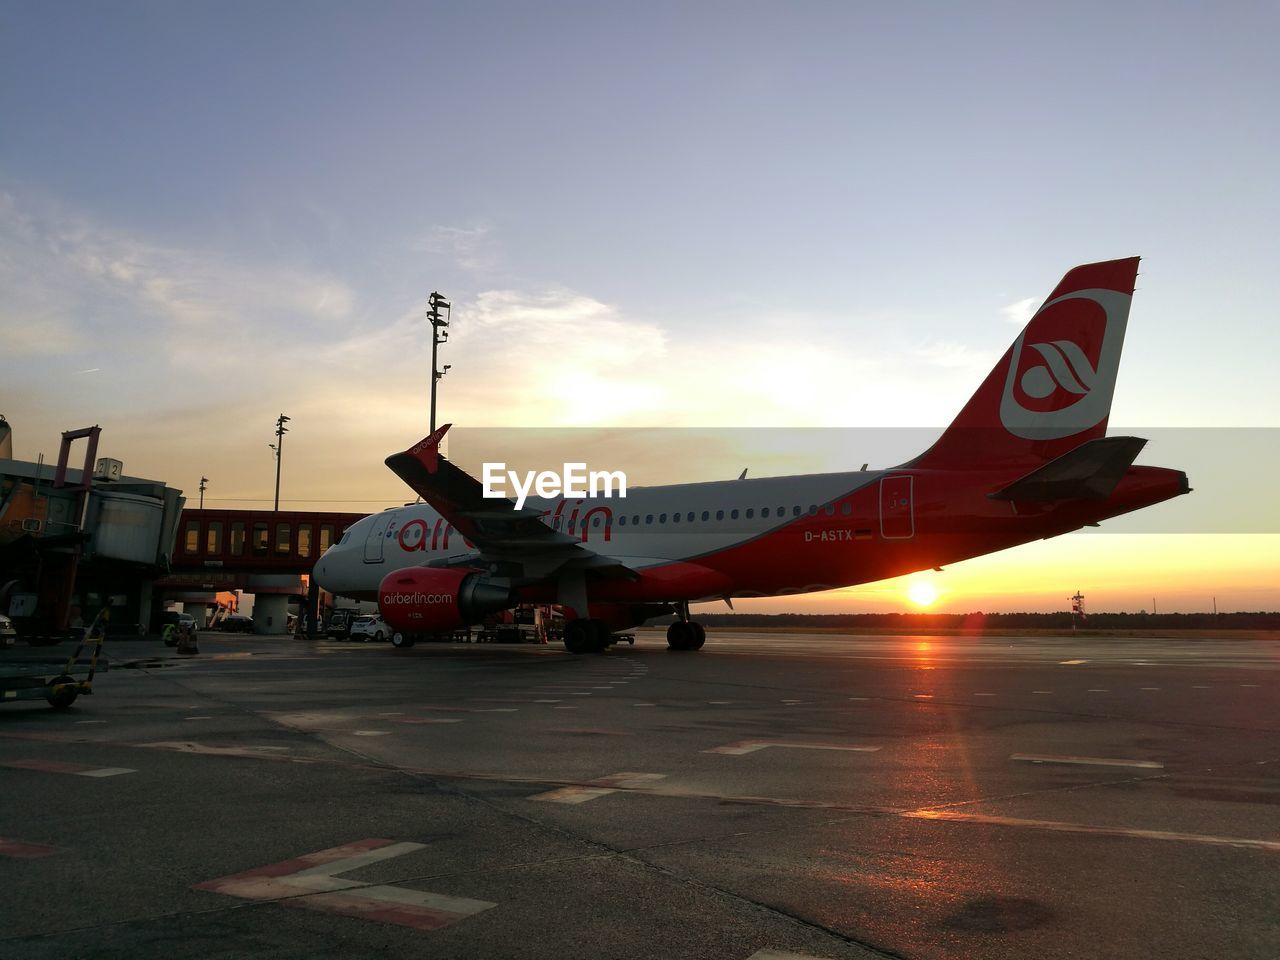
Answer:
[[353, 731, 391, 737], [905, 810, 1280, 853], [473, 708, 519, 713], [195, 838, 495, 931], [847, 697, 869, 701], [632, 703, 656, 707], [748, 950, 834, 960], [973, 693, 995, 697], [75, 719, 107, 724], [1141, 687, 1160, 691], [1032, 690, 1053, 695], [184, 716, 213, 720], [707, 701, 733, 705], [378, 712, 404, 716], [533, 699, 562, 703], [1192, 685, 1211, 689], [394, 718, 464, 725], [1011, 753, 1163, 769], [1241, 684, 1259, 688], [553, 706, 577, 710], [705, 740, 880, 756], [1059, 659, 1088, 665]]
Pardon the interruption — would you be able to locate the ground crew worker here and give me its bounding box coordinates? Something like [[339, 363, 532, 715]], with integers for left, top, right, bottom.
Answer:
[[162, 621, 178, 647]]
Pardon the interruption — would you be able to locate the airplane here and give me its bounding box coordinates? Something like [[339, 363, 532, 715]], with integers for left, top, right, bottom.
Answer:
[[313, 257, 1190, 653]]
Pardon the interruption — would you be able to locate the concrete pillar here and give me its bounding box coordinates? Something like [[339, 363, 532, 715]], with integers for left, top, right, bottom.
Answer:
[[138, 580, 153, 634], [254, 594, 289, 635]]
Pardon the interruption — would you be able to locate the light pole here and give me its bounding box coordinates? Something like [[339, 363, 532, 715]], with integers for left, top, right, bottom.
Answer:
[[272, 414, 290, 511], [198, 476, 208, 509], [428, 291, 451, 432]]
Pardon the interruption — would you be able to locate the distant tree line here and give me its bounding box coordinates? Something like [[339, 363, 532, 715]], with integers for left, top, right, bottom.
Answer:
[[676, 611, 1280, 630]]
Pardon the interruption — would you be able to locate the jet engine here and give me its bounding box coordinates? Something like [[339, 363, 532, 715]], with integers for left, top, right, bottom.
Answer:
[[378, 567, 515, 632]]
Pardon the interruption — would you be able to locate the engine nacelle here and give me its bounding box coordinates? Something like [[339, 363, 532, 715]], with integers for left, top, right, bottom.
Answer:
[[378, 566, 515, 633]]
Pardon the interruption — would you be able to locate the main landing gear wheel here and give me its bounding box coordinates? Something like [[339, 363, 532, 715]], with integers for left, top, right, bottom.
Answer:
[[666, 621, 706, 651], [563, 619, 610, 654], [391, 632, 416, 648]]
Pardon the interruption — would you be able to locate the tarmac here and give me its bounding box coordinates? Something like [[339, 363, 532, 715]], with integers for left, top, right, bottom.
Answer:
[[1, 628, 1277, 959]]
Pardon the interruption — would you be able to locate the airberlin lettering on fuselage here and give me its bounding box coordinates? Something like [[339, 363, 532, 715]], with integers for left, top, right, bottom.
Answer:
[[395, 500, 614, 554]]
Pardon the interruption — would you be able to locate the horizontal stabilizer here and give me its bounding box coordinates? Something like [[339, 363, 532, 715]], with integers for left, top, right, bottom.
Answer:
[[988, 436, 1147, 502]]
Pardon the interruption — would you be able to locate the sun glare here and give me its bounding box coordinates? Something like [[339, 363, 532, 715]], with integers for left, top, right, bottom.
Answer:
[[907, 581, 939, 608]]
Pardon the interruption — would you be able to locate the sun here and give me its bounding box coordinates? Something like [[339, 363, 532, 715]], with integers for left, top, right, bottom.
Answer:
[[907, 581, 939, 608]]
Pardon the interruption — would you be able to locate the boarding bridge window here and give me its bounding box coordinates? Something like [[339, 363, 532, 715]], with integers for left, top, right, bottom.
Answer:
[[253, 522, 269, 553], [184, 520, 199, 554], [230, 522, 245, 556], [297, 524, 312, 559], [319, 524, 335, 553], [275, 523, 291, 555], [206, 521, 222, 555]]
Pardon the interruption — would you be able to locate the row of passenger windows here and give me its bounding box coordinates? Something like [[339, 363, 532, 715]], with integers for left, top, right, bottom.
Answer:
[[553, 502, 850, 532], [182, 521, 338, 558]]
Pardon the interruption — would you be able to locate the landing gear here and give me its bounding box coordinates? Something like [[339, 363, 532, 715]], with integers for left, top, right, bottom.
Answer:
[[666, 604, 706, 651], [391, 632, 416, 648], [563, 618, 611, 654]]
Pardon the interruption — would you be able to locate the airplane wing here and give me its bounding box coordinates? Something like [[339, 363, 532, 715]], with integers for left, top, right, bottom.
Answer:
[[988, 436, 1148, 502], [385, 427, 637, 588]]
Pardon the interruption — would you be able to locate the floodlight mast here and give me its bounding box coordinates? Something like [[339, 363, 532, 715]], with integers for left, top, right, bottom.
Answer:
[[273, 414, 290, 511], [428, 291, 451, 432]]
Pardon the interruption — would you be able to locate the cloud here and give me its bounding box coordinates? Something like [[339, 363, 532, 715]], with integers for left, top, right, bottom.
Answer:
[[413, 223, 498, 273], [1000, 296, 1038, 326]]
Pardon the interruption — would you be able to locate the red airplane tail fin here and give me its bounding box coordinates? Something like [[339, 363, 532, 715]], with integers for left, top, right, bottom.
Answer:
[[907, 257, 1140, 472]]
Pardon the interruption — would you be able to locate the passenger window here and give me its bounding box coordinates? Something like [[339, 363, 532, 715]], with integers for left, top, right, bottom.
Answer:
[[761, 507, 770, 518], [716, 510, 724, 521], [701, 511, 709, 521], [746, 508, 754, 519], [593, 516, 601, 527], [730, 509, 739, 520], [659, 513, 667, 523], [825, 504, 836, 516], [646, 515, 653, 524], [619, 516, 627, 526], [793, 506, 801, 516], [808, 505, 818, 516], [632, 515, 640, 525], [778, 505, 785, 516], [841, 503, 852, 516], [686, 512, 694, 522]]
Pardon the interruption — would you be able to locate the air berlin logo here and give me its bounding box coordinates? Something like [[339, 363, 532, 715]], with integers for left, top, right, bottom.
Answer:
[[999, 288, 1131, 440]]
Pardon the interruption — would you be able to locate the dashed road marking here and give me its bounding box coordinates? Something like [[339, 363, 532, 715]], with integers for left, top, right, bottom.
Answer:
[[0, 838, 59, 858], [353, 731, 391, 737], [705, 740, 880, 757], [194, 838, 495, 931], [2, 759, 136, 778], [1011, 753, 1163, 770], [1087, 688, 1109, 693], [1059, 659, 1088, 665], [973, 693, 995, 697], [394, 718, 464, 725], [533, 699, 562, 703], [1032, 690, 1053, 695], [1141, 687, 1160, 691], [1241, 684, 1259, 688], [184, 716, 214, 720]]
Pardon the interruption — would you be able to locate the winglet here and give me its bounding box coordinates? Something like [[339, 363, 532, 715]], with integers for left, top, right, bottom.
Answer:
[[403, 423, 452, 475]]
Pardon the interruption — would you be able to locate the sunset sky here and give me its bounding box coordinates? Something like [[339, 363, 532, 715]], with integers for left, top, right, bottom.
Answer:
[[2, 2, 1277, 613]]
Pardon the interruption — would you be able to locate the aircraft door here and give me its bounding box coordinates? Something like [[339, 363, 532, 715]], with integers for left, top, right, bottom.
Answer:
[[363, 514, 392, 563], [879, 476, 914, 540]]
